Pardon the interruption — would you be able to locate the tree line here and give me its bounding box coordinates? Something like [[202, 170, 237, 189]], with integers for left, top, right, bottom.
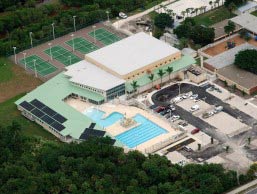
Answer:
[[0, 122, 256, 193]]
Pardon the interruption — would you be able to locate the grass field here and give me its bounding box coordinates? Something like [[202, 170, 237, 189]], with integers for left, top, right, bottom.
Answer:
[[20, 55, 57, 76], [0, 57, 42, 103], [194, 7, 236, 26], [89, 28, 121, 45], [44, 45, 81, 66], [251, 10, 257, 17], [0, 94, 57, 140], [66, 37, 98, 54], [0, 57, 14, 83]]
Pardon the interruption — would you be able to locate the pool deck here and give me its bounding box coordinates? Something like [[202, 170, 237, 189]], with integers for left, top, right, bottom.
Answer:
[[66, 98, 182, 153]]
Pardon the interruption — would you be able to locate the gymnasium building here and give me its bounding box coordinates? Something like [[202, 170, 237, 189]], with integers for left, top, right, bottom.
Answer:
[[15, 32, 195, 142]]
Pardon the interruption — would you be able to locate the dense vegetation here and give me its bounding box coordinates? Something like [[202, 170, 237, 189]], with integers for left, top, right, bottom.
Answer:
[[224, 0, 247, 7], [0, 122, 255, 193], [235, 49, 257, 74], [0, 0, 161, 56], [174, 18, 215, 46]]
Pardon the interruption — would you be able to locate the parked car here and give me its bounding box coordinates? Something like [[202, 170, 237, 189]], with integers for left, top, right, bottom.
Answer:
[[194, 98, 200, 102], [165, 113, 172, 119], [190, 105, 200, 112], [155, 106, 165, 113], [202, 111, 214, 119], [149, 104, 158, 109], [182, 146, 193, 152], [173, 96, 183, 103], [119, 12, 128, 19], [169, 105, 176, 111], [178, 121, 188, 127], [170, 115, 180, 122], [191, 128, 200, 134], [190, 94, 198, 100], [214, 106, 223, 113], [160, 109, 170, 116]]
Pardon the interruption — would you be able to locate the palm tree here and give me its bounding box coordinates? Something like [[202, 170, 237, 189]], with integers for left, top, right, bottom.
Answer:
[[195, 8, 199, 16], [209, 1, 213, 9], [157, 69, 165, 87], [130, 81, 139, 95], [228, 2, 236, 16], [148, 74, 155, 89], [166, 66, 173, 81], [185, 8, 191, 17]]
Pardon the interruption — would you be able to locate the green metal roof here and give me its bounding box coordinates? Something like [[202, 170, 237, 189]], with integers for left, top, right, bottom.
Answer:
[[15, 73, 105, 139], [126, 55, 196, 92]]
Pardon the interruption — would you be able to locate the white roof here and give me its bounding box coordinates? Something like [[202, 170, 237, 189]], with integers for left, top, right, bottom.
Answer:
[[230, 13, 257, 34], [86, 32, 180, 76], [238, 1, 257, 13], [64, 60, 125, 91]]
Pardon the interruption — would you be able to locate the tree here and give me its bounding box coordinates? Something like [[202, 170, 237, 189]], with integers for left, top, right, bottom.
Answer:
[[166, 66, 173, 81], [227, 2, 237, 15], [234, 49, 257, 74], [189, 25, 215, 46], [224, 20, 236, 36], [154, 13, 174, 29], [157, 69, 165, 86], [148, 73, 155, 89], [225, 0, 247, 7], [131, 80, 139, 95]]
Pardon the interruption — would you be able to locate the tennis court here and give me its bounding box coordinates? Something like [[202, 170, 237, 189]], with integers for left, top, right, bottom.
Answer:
[[44, 45, 81, 66], [88, 28, 121, 45], [20, 55, 57, 76], [66, 37, 99, 54]]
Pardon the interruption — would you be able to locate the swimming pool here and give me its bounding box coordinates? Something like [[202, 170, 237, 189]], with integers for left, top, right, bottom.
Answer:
[[115, 114, 168, 148], [84, 108, 123, 128]]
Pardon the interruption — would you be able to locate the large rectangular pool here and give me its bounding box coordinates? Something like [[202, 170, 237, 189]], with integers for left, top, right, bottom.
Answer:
[[115, 114, 168, 148]]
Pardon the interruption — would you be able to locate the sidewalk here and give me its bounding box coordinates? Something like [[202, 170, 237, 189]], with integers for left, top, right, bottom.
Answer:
[[226, 179, 257, 194]]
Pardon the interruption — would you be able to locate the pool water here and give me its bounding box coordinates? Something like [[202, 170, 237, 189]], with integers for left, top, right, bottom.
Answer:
[[84, 108, 123, 128], [115, 114, 168, 148]]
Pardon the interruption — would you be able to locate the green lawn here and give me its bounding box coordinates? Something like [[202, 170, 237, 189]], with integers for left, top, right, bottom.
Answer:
[[0, 57, 14, 83], [194, 7, 236, 27], [0, 94, 57, 141], [251, 10, 257, 17]]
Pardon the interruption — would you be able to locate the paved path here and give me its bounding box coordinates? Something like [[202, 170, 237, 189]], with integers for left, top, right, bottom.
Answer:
[[112, 0, 176, 29], [226, 179, 257, 194]]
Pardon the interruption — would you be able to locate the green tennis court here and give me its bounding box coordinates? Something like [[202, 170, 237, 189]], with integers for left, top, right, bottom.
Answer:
[[88, 28, 121, 45], [66, 37, 99, 54], [20, 55, 57, 76], [44, 45, 81, 66]]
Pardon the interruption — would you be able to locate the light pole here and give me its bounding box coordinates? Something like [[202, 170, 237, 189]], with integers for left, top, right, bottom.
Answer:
[[106, 11, 110, 22], [92, 25, 96, 43], [73, 16, 76, 32], [51, 23, 55, 40], [29, 32, 33, 48], [13, 47, 17, 64], [22, 52, 27, 69], [69, 56, 71, 66], [71, 34, 75, 52], [33, 59, 38, 78], [48, 43, 53, 60]]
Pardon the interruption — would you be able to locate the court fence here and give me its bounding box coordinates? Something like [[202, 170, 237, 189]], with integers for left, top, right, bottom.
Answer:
[[5, 20, 104, 57]]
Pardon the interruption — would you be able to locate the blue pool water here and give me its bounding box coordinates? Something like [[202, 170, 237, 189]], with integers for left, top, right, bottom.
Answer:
[[84, 108, 123, 128], [115, 114, 168, 148]]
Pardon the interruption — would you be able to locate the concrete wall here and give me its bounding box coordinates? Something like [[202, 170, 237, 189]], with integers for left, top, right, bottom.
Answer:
[[85, 52, 182, 80]]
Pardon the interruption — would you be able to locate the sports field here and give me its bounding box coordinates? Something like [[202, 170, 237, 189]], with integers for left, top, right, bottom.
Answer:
[[88, 28, 121, 45], [20, 55, 57, 76], [44, 45, 81, 66], [66, 37, 99, 54]]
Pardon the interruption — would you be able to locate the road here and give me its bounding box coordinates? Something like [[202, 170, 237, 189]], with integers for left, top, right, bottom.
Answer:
[[112, 0, 176, 29]]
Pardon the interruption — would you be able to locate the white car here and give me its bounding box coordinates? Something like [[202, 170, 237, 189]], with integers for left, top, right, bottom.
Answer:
[[169, 105, 176, 111], [170, 115, 180, 122], [119, 12, 128, 19], [173, 96, 183, 103], [190, 94, 198, 100], [190, 105, 200, 112]]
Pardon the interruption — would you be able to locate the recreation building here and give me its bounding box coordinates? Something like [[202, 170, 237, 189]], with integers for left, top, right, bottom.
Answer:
[[15, 32, 195, 143]]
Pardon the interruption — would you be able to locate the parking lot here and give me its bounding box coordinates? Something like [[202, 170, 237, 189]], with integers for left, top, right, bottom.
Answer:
[[149, 82, 257, 169]]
